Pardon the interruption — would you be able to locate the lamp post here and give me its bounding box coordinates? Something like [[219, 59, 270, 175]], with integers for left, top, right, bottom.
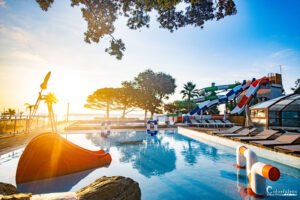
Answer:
[[66, 102, 70, 122]]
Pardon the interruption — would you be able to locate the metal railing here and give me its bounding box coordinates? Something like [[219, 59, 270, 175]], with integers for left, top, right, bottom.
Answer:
[[0, 115, 50, 137]]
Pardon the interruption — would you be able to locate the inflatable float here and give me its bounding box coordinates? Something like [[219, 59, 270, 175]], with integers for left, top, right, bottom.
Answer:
[[16, 132, 112, 184]]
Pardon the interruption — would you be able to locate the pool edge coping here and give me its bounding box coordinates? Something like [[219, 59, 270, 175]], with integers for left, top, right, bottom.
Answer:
[[178, 127, 300, 169]]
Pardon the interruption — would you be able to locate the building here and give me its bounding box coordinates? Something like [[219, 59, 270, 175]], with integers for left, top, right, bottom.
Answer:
[[250, 93, 300, 130], [255, 73, 284, 102]]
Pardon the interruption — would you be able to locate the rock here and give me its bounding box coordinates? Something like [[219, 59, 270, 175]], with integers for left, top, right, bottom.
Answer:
[[76, 176, 141, 200], [0, 193, 31, 200], [31, 192, 77, 200], [0, 176, 141, 200], [0, 182, 19, 195]]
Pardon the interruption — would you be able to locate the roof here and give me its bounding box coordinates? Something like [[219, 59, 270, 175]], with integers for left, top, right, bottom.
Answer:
[[250, 95, 286, 109], [284, 99, 300, 111], [269, 94, 300, 112]]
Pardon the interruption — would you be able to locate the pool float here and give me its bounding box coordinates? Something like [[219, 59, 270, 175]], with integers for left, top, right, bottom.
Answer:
[[146, 120, 158, 136], [16, 132, 112, 183]]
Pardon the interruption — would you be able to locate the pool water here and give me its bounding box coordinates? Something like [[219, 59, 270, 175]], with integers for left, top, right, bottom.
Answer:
[[0, 130, 299, 200]]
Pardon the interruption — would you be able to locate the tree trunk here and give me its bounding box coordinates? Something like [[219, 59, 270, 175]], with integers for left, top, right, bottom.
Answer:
[[106, 103, 110, 119], [122, 106, 126, 119], [187, 96, 191, 111], [144, 110, 148, 120], [150, 111, 154, 119]]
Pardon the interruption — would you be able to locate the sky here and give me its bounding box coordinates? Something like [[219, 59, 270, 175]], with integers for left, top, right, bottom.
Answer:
[[0, 0, 299, 117]]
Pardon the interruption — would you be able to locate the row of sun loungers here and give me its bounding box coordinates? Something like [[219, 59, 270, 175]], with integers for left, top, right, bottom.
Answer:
[[190, 119, 234, 128], [233, 129, 278, 141], [274, 145, 300, 153], [251, 133, 300, 147], [213, 126, 300, 154], [214, 126, 242, 134], [220, 127, 257, 137]]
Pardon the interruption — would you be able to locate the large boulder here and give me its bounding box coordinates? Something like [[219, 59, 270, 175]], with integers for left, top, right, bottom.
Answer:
[[0, 193, 31, 200], [0, 182, 19, 195], [0, 176, 141, 200], [31, 192, 77, 200], [76, 176, 141, 200]]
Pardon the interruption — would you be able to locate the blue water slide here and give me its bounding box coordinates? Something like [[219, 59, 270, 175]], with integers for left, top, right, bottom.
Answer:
[[189, 100, 210, 115], [188, 80, 248, 116]]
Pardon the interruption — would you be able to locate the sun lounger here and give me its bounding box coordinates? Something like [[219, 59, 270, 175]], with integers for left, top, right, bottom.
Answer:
[[274, 145, 300, 153], [215, 120, 226, 128], [250, 133, 300, 147], [207, 120, 224, 128], [224, 120, 234, 127], [233, 129, 279, 141], [206, 120, 215, 128], [196, 119, 210, 127], [220, 127, 257, 137], [213, 126, 243, 134], [190, 119, 202, 127]]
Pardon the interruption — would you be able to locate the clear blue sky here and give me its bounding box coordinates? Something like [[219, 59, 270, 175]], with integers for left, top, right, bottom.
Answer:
[[0, 0, 299, 114]]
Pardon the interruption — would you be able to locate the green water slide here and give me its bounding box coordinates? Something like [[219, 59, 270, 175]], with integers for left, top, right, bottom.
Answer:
[[199, 83, 239, 93]]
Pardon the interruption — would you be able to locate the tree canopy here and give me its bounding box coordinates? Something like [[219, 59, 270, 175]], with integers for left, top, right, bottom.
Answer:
[[164, 100, 196, 114], [291, 78, 300, 94], [133, 69, 176, 117], [36, 0, 237, 59], [84, 69, 176, 118], [43, 92, 58, 105], [1, 108, 16, 120], [114, 82, 139, 118], [84, 87, 116, 118]]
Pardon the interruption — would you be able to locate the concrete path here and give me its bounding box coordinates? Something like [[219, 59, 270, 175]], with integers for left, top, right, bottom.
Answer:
[[0, 122, 72, 155]]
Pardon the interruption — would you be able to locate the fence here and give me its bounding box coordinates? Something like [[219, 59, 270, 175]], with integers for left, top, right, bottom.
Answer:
[[229, 115, 245, 126], [0, 115, 50, 137]]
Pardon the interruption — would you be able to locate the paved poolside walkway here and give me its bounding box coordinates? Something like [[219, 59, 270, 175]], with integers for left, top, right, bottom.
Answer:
[[178, 127, 300, 169], [0, 122, 73, 155]]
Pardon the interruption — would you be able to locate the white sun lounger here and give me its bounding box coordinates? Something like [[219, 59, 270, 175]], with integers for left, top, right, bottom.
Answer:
[[213, 126, 243, 134], [220, 127, 257, 137], [234, 129, 279, 141], [250, 133, 300, 147], [275, 145, 300, 153]]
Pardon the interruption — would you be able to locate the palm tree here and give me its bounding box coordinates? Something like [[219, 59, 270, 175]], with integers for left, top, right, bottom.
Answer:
[[25, 103, 35, 117], [180, 82, 199, 111], [43, 92, 58, 132], [291, 79, 300, 94], [8, 108, 16, 120], [19, 111, 24, 119], [44, 93, 58, 105]]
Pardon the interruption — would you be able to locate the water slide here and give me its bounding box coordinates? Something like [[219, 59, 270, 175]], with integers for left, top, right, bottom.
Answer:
[[231, 77, 269, 114], [197, 83, 239, 96], [16, 133, 112, 183], [188, 79, 253, 116]]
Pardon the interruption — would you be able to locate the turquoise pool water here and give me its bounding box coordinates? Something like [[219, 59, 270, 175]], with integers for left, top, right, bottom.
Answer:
[[0, 130, 299, 199]]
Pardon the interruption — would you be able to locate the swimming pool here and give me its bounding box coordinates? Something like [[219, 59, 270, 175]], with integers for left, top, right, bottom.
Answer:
[[0, 130, 299, 199]]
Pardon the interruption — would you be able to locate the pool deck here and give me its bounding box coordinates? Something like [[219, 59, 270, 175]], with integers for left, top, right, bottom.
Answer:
[[178, 127, 300, 169], [65, 121, 176, 130], [1, 123, 299, 169], [0, 122, 72, 155], [0, 121, 175, 155]]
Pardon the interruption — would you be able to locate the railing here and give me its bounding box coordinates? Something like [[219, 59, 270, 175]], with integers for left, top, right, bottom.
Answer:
[[0, 115, 50, 137]]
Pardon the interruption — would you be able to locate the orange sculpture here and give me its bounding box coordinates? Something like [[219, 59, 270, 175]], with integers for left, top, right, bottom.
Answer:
[[16, 132, 112, 184]]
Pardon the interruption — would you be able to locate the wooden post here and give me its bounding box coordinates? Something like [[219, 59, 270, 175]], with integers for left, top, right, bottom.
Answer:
[[14, 115, 17, 136]]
